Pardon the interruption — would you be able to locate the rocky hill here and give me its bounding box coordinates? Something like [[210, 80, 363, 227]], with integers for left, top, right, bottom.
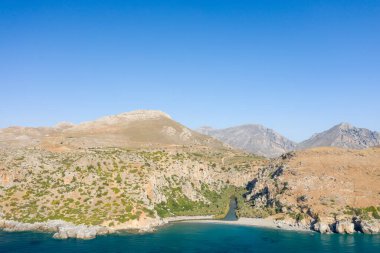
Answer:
[[238, 147, 380, 234], [0, 110, 266, 238], [0, 110, 224, 151], [196, 125, 296, 158], [298, 123, 380, 150]]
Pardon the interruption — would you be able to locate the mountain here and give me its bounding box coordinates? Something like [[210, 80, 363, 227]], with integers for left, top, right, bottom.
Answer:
[[0, 110, 224, 151], [0, 110, 266, 239], [298, 123, 380, 150], [197, 125, 297, 158], [198, 123, 380, 157]]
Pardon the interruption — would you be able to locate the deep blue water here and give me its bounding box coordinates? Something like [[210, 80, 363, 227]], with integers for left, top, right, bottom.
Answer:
[[1, 223, 379, 253]]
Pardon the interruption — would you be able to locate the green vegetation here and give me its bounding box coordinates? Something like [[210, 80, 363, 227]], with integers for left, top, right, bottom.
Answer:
[[0, 147, 264, 227], [344, 206, 380, 220], [155, 185, 244, 218], [236, 204, 274, 218]]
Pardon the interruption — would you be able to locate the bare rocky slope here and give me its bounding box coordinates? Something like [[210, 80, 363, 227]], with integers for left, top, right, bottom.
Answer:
[[239, 147, 380, 234], [0, 110, 224, 151], [298, 123, 380, 150], [197, 125, 296, 158], [0, 110, 266, 239]]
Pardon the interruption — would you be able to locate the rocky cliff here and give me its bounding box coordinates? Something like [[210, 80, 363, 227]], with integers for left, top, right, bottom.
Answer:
[[239, 147, 380, 234]]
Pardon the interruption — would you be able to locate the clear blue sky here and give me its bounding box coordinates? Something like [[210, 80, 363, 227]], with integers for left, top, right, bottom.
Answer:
[[1, 0, 379, 141]]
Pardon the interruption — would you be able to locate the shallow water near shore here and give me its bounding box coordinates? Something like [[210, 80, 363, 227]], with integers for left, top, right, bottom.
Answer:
[[1, 223, 379, 253]]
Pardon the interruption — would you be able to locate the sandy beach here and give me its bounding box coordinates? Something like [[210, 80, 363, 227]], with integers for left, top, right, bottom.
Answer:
[[177, 218, 312, 232], [164, 216, 215, 223]]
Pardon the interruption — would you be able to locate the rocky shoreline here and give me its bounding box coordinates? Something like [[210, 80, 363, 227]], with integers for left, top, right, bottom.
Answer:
[[0, 220, 111, 239], [0, 216, 214, 240], [181, 217, 380, 235], [1, 215, 379, 240], [312, 217, 380, 234]]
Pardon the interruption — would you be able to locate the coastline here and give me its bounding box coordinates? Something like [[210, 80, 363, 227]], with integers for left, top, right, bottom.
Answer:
[[0, 216, 216, 240], [178, 217, 312, 232], [2, 215, 379, 239], [0, 216, 310, 240]]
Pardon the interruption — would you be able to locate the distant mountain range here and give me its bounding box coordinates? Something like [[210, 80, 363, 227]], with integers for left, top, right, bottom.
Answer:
[[197, 123, 380, 157], [1, 110, 378, 158]]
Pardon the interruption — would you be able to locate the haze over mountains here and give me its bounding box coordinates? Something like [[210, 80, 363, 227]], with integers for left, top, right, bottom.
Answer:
[[197, 123, 380, 157]]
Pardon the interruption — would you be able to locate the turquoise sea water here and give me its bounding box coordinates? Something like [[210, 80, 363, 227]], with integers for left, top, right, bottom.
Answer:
[[1, 223, 379, 253]]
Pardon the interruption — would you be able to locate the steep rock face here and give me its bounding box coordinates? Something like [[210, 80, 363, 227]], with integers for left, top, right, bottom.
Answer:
[[358, 219, 380, 234], [335, 220, 355, 234], [298, 123, 380, 150], [197, 125, 296, 158], [313, 222, 332, 234], [0, 220, 110, 239], [240, 147, 380, 234], [52, 225, 110, 239]]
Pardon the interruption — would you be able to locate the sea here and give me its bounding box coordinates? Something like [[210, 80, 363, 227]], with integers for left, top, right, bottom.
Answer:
[[1, 222, 379, 253]]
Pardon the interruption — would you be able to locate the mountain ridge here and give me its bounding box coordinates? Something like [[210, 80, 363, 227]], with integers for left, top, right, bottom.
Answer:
[[1, 111, 379, 157], [197, 122, 380, 157], [0, 110, 225, 151]]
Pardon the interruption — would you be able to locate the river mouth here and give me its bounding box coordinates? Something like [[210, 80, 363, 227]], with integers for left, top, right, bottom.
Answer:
[[222, 197, 238, 221]]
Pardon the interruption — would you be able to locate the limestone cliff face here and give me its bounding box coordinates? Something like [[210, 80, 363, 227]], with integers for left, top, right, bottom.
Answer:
[[197, 125, 296, 158], [242, 147, 380, 234]]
